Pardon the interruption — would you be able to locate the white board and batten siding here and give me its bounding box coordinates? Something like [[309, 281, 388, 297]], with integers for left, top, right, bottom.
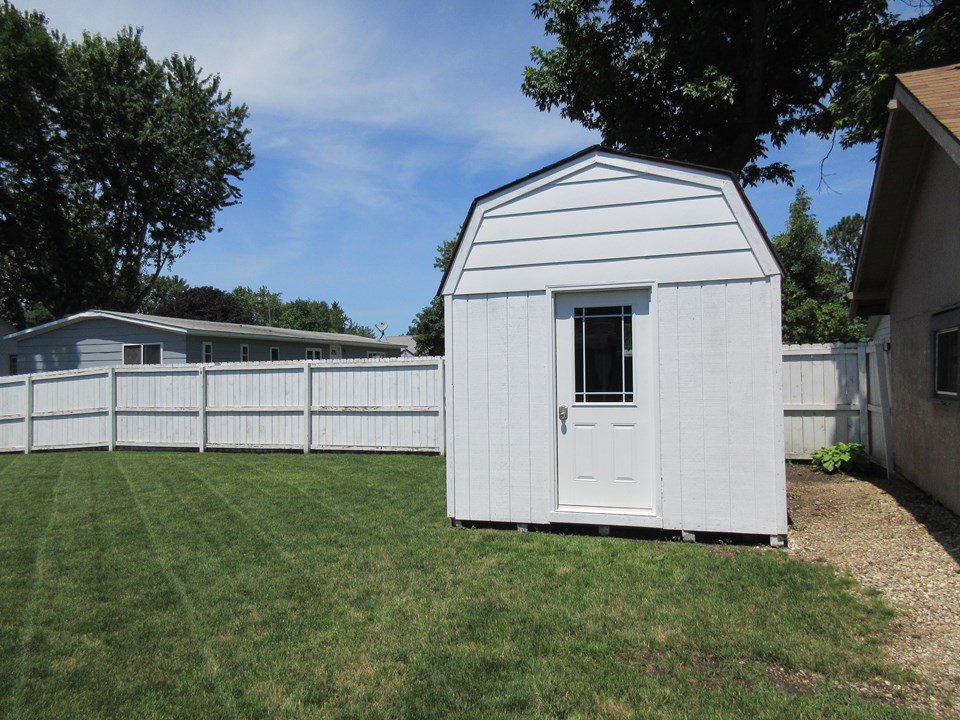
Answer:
[[443, 147, 787, 539], [0, 358, 443, 454]]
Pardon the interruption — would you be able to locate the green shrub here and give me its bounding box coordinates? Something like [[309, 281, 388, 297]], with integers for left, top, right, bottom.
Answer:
[[811, 442, 869, 474]]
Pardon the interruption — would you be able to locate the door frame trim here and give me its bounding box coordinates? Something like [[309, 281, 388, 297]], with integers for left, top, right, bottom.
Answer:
[[546, 281, 662, 518]]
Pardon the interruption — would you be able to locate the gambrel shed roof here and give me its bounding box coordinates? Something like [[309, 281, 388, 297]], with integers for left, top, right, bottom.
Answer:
[[440, 145, 782, 297]]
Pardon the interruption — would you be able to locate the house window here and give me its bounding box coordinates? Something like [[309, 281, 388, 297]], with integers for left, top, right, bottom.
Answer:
[[8, 354, 17, 375], [367, 351, 385, 359], [203, 342, 213, 363], [935, 328, 959, 397], [241, 345, 249, 362], [123, 343, 163, 365], [932, 307, 960, 398], [270, 347, 280, 361], [306, 348, 322, 360], [328, 344, 342, 360]]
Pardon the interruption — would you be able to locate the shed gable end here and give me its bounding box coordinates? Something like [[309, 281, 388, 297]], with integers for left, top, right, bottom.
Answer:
[[444, 151, 774, 297]]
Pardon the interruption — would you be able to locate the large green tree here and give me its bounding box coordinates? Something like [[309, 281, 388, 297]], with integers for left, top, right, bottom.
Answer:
[[522, 0, 959, 185], [156, 286, 253, 324], [773, 189, 865, 344], [0, 4, 253, 328]]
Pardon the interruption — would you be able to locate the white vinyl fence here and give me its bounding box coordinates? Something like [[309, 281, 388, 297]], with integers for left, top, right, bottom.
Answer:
[[782, 342, 892, 467], [0, 357, 445, 454], [1, 346, 892, 464]]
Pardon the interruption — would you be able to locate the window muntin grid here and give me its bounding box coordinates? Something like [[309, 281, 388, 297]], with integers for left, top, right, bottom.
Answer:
[[574, 305, 633, 403]]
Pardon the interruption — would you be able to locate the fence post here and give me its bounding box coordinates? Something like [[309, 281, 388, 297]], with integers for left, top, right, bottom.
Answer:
[[23, 374, 33, 454], [875, 342, 894, 479], [437, 358, 446, 456], [198, 366, 207, 452], [108, 367, 117, 451], [856, 343, 869, 454], [303, 363, 312, 454]]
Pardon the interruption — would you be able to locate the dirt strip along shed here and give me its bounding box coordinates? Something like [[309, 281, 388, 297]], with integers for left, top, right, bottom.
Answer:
[[440, 146, 787, 543]]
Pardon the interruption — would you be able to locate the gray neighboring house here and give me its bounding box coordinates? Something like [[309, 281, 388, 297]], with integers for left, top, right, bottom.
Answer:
[[5, 310, 401, 374], [850, 64, 960, 515], [383, 335, 417, 357], [0, 319, 14, 376]]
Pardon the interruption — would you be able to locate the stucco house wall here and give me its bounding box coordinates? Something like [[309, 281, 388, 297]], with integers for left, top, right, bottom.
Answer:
[[888, 141, 960, 512]]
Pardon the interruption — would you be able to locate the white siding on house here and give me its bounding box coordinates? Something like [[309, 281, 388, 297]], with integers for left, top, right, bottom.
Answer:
[[15, 318, 188, 373]]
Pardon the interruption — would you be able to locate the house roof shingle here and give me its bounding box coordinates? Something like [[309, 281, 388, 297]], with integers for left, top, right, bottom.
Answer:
[[897, 64, 960, 142]]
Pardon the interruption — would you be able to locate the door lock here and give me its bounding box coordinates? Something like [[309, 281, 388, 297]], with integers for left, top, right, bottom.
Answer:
[[558, 405, 568, 422]]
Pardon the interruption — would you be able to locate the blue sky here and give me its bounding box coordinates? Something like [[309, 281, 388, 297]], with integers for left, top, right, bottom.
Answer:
[[27, 0, 880, 335]]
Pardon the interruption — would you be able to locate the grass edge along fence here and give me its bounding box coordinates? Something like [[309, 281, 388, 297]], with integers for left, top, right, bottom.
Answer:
[[0, 357, 445, 455]]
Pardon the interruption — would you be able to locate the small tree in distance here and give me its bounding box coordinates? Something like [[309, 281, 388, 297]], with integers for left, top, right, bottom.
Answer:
[[408, 233, 458, 356]]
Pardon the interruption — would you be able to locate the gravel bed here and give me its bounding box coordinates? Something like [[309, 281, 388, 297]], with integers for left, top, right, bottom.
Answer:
[[787, 463, 960, 717]]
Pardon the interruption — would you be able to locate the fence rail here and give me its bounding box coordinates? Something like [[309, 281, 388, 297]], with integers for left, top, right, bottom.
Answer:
[[0, 357, 445, 455]]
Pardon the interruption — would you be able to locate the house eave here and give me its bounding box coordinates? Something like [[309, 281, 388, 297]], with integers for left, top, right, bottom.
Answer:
[[851, 70, 960, 319]]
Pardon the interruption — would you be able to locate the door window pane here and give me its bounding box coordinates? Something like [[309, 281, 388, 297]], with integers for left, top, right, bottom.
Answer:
[[574, 305, 634, 402]]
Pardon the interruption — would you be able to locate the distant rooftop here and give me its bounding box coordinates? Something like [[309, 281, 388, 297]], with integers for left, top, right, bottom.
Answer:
[[6, 310, 392, 348]]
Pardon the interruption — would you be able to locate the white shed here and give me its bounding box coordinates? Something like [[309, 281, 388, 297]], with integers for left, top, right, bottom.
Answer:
[[440, 146, 787, 543]]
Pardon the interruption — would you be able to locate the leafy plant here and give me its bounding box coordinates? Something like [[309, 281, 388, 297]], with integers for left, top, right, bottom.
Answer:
[[811, 442, 869, 474]]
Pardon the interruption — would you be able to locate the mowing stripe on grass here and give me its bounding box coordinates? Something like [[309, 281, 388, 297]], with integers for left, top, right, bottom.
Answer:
[[114, 454, 242, 718], [0, 452, 935, 719], [5, 454, 66, 715], [168, 458, 299, 565]]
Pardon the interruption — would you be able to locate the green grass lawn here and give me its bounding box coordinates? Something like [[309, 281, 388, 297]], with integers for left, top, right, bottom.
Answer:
[[0, 451, 935, 719]]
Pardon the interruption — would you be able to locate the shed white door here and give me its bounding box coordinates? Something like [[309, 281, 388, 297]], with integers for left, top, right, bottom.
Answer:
[[555, 290, 656, 513]]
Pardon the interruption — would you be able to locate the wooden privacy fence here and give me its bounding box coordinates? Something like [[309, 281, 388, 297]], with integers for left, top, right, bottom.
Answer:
[[782, 342, 892, 467], [0, 357, 445, 455]]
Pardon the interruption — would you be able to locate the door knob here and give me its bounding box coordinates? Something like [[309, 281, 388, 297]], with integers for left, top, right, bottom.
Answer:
[[558, 405, 568, 422]]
